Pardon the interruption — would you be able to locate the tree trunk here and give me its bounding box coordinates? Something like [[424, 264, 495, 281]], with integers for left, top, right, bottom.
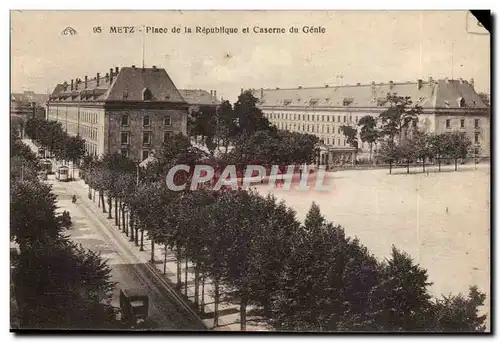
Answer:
[[140, 229, 144, 251], [438, 158, 441, 172], [369, 143, 373, 163], [240, 296, 247, 331], [213, 279, 219, 327], [184, 257, 188, 296], [135, 227, 139, 246], [130, 211, 135, 242], [389, 161, 393, 174], [123, 208, 128, 236], [201, 275, 205, 313], [455, 158, 458, 171], [107, 196, 112, 219], [93, 189, 96, 202], [100, 191, 106, 213], [407, 160, 410, 174], [163, 245, 168, 274], [422, 158, 425, 173], [150, 239, 155, 263], [176, 247, 182, 289], [115, 198, 119, 227], [88, 185, 92, 199], [194, 263, 200, 308]]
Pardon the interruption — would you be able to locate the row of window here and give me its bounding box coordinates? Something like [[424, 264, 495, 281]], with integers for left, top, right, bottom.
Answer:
[[445, 118, 480, 129], [81, 126, 98, 141], [265, 112, 355, 123], [121, 114, 172, 128], [82, 111, 98, 124], [120, 131, 173, 146], [273, 121, 350, 135], [85, 142, 98, 156]]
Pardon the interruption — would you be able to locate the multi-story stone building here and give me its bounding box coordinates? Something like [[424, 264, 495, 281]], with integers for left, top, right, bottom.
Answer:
[[47, 66, 189, 161], [11, 91, 49, 138], [252, 77, 490, 164]]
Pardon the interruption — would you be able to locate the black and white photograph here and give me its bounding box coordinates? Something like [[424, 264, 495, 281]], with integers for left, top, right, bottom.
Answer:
[[9, 10, 491, 333]]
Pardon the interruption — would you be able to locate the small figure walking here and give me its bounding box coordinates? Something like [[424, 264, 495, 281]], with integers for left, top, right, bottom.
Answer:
[[72, 194, 77, 203]]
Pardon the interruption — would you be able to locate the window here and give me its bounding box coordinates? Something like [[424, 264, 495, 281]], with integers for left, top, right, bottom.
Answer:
[[327, 116, 330, 122], [355, 116, 359, 123], [338, 139, 341, 145], [311, 126, 315, 133], [326, 138, 330, 145], [307, 115, 310, 121], [121, 132, 129, 145], [121, 114, 129, 127], [120, 149, 129, 158], [164, 115, 172, 126], [343, 116, 346, 123], [322, 115, 325, 122], [302, 124, 305, 131], [338, 127, 341, 134], [142, 150, 149, 160], [475, 132, 480, 144], [164, 131, 172, 142], [460, 119, 465, 128], [312, 115, 315, 121], [143, 115, 150, 127], [446, 119, 451, 129], [322, 125, 325, 133], [143, 132, 152, 145], [302, 114, 305, 121], [475, 119, 480, 129], [327, 126, 330, 134], [142, 88, 153, 101]]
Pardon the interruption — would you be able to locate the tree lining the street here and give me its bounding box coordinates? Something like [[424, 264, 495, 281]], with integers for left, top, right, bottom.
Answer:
[[10, 139, 116, 329]]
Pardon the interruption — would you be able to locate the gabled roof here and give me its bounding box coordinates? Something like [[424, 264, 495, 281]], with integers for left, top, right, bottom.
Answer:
[[178, 89, 220, 105], [11, 92, 49, 105], [252, 78, 487, 110], [49, 66, 187, 104]]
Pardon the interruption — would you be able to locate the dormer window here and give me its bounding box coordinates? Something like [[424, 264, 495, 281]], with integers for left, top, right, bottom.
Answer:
[[309, 98, 319, 106], [457, 97, 466, 108], [142, 88, 152, 101], [283, 99, 292, 106]]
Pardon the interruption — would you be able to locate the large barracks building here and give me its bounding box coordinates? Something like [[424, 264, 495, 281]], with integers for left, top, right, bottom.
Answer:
[[47, 65, 190, 161], [252, 77, 490, 164]]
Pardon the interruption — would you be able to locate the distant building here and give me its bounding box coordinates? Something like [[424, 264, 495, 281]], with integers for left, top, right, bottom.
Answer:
[[47, 66, 189, 161], [10, 91, 49, 138], [252, 77, 490, 164], [178, 89, 220, 107]]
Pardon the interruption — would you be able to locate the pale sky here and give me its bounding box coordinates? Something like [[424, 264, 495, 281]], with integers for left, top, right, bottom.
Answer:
[[11, 10, 490, 102]]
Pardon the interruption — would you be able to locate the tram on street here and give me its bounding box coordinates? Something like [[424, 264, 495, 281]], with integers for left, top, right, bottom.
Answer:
[[56, 165, 69, 182], [41, 159, 53, 174]]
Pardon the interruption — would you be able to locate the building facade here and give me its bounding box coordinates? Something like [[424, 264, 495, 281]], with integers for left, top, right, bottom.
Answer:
[[47, 66, 189, 161], [252, 77, 490, 164], [11, 91, 49, 138]]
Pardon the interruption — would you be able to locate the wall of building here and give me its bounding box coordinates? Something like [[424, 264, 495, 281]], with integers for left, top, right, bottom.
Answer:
[[106, 108, 187, 161], [47, 104, 106, 156]]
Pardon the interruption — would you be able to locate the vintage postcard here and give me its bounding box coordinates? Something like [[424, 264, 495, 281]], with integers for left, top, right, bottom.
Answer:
[[10, 10, 491, 332]]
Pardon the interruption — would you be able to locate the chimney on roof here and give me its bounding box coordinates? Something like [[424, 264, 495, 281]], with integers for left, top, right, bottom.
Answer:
[[389, 80, 394, 90], [470, 78, 475, 89], [417, 79, 423, 90], [84, 76, 88, 88], [210, 90, 213, 97], [115, 66, 119, 74], [356, 83, 360, 86], [71, 79, 74, 91], [96, 73, 100, 87], [240, 88, 243, 94], [428, 76, 433, 85], [75, 79, 79, 90], [298, 86, 302, 89], [260, 88, 263, 98], [132, 65, 136, 68], [152, 65, 157, 70], [110, 68, 114, 83], [325, 84, 329, 88], [105, 72, 109, 83], [371, 81, 376, 95], [214, 90, 217, 99]]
